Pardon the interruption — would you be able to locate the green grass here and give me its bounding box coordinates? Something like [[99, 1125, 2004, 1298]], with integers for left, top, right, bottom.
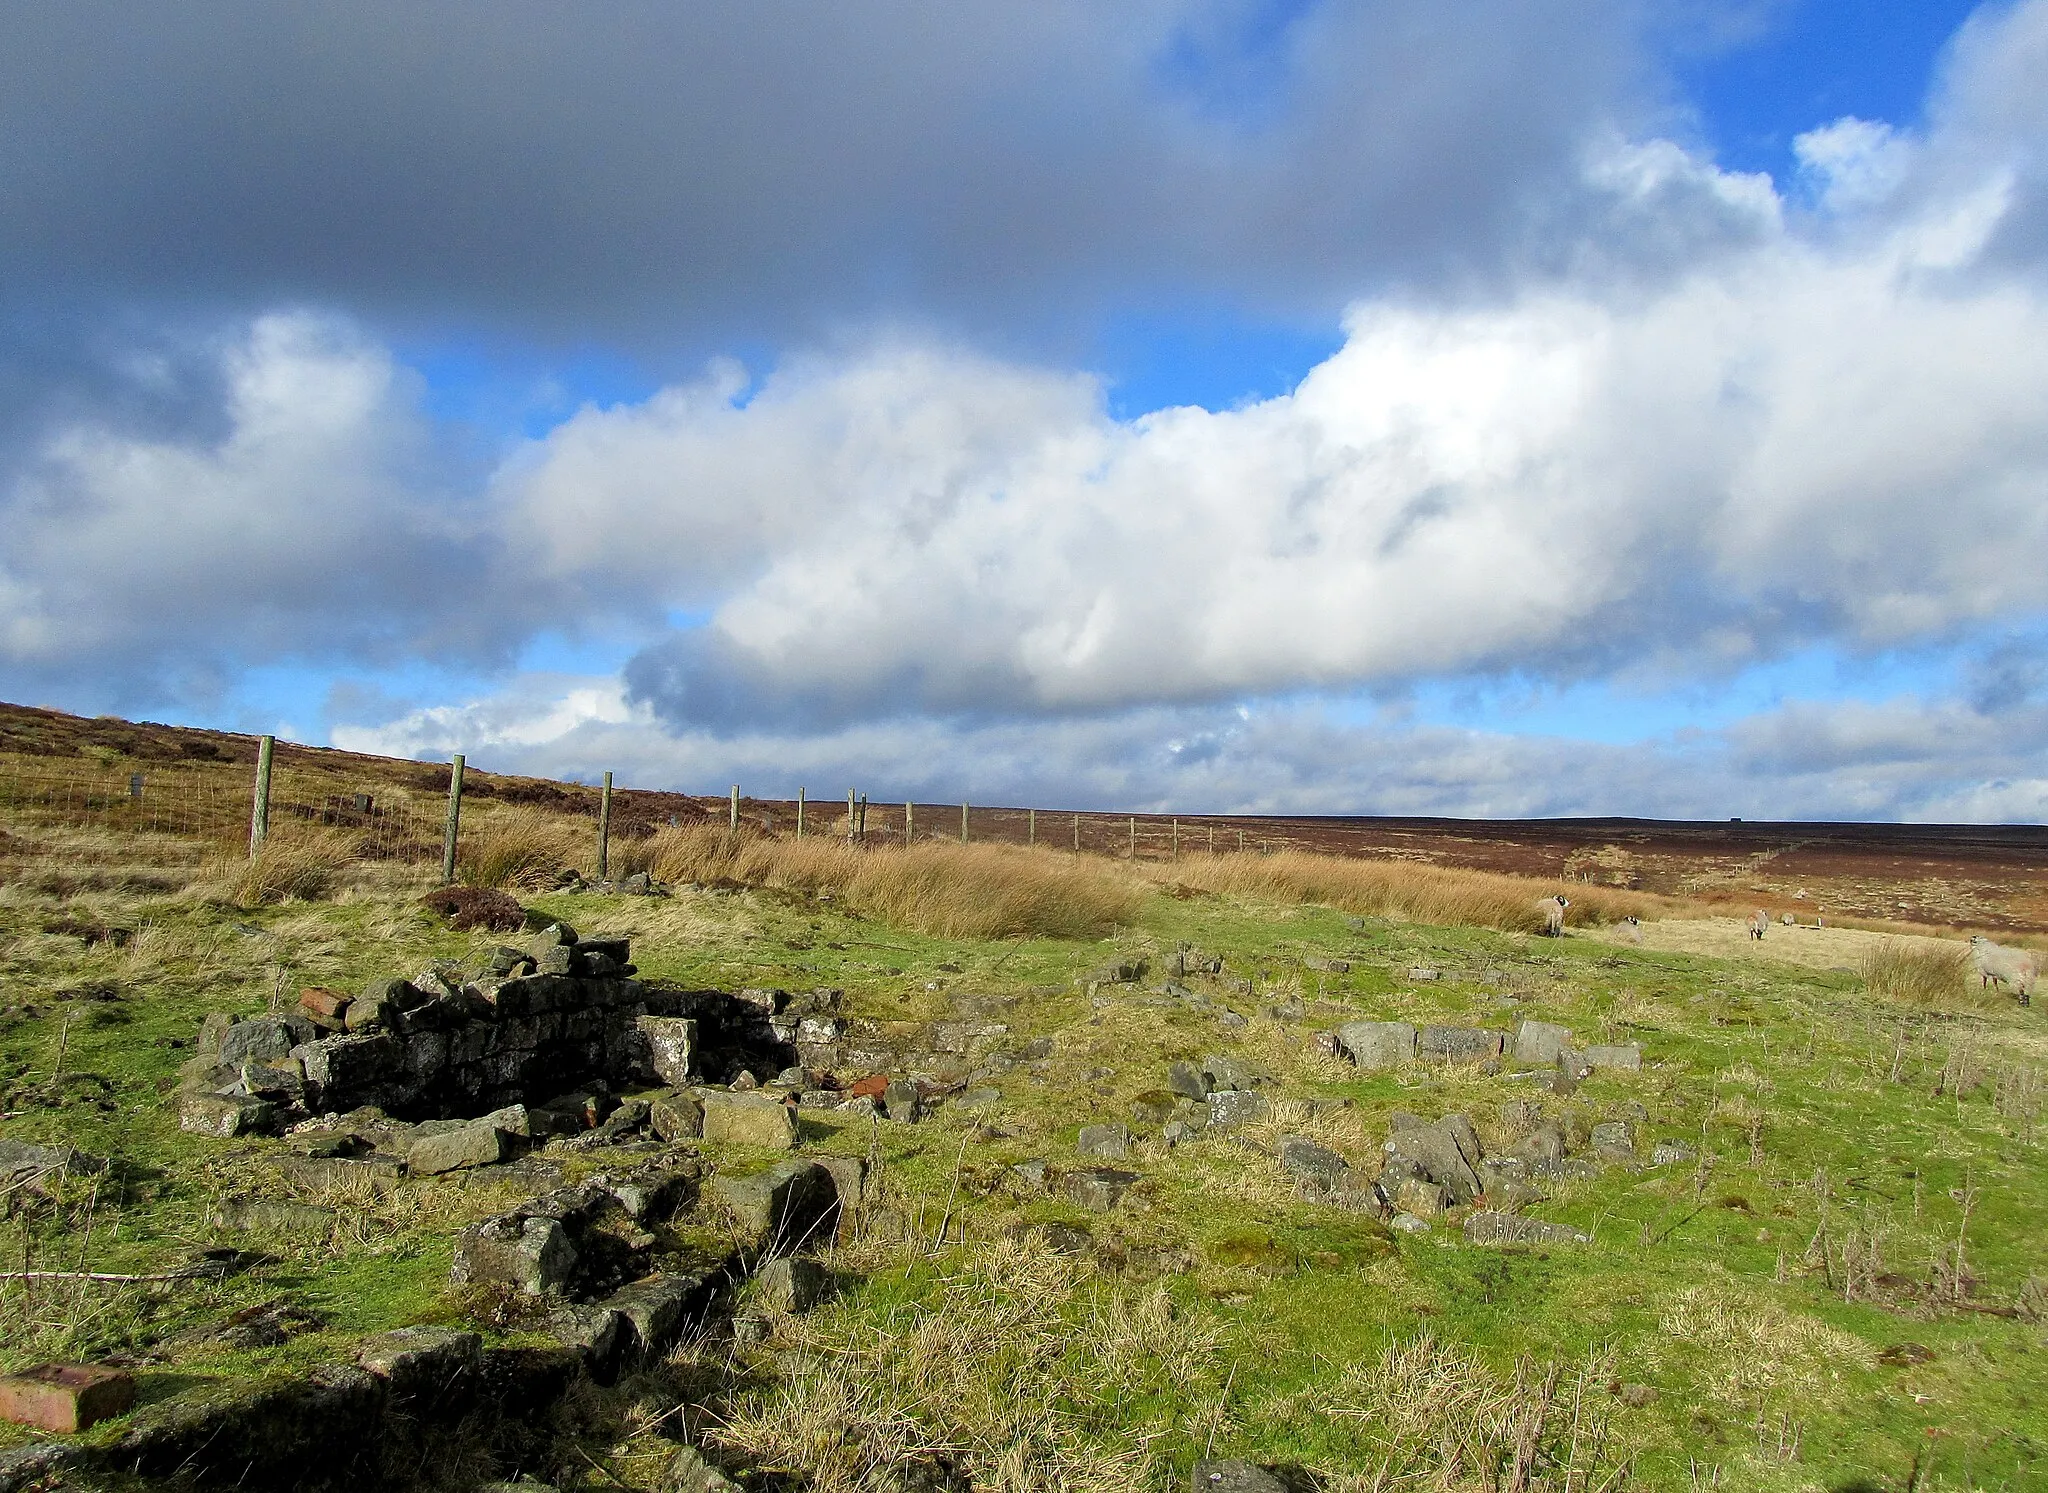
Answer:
[[1, 851, 2044, 1489]]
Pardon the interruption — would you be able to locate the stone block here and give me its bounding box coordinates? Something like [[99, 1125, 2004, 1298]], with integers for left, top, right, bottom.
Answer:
[[1205, 1089, 1269, 1129], [295, 1033, 400, 1110], [635, 1015, 698, 1087], [882, 1080, 922, 1124], [1166, 1060, 1210, 1100], [709, 1160, 839, 1252], [1334, 1021, 1417, 1070], [649, 1090, 705, 1142], [606, 1163, 696, 1222], [603, 1273, 704, 1360], [699, 1090, 798, 1149], [814, 1154, 868, 1208], [1462, 1211, 1590, 1246], [1193, 1459, 1291, 1493], [1077, 1122, 1131, 1159], [1200, 1054, 1262, 1091], [1383, 1122, 1483, 1205], [355, 1327, 481, 1405], [1419, 1026, 1505, 1063], [1394, 1176, 1449, 1217], [1062, 1167, 1139, 1212], [1278, 1136, 1351, 1189], [451, 1215, 578, 1296], [755, 1255, 830, 1313], [405, 1120, 510, 1175], [178, 1090, 278, 1138], [217, 1017, 296, 1069], [1512, 1020, 1574, 1066], [1591, 1120, 1637, 1162], [1580, 1043, 1643, 1071], [548, 1303, 627, 1376], [298, 987, 351, 1027], [0, 1363, 135, 1433]]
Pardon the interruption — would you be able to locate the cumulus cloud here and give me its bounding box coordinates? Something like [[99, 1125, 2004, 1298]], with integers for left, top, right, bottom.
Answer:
[[0, 315, 529, 700], [476, 5, 2048, 731]]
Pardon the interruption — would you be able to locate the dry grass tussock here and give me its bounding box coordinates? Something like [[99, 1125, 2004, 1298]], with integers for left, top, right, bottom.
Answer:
[[1860, 937, 1973, 1009], [459, 806, 592, 890], [706, 1236, 1221, 1493], [1278, 1333, 1634, 1492], [641, 825, 1142, 939], [197, 828, 362, 907], [1144, 850, 1665, 933], [1650, 1277, 1874, 1409]]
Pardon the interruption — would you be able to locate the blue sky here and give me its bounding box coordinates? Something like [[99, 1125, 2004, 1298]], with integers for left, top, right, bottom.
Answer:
[[3, 0, 2046, 820]]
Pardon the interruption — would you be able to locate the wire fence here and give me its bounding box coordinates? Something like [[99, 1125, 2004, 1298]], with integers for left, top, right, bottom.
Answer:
[[0, 740, 1437, 876]]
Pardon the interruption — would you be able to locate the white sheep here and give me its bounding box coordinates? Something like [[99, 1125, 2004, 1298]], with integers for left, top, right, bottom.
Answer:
[[1970, 935, 2037, 1005], [1750, 910, 1768, 941], [1537, 894, 1570, 936]]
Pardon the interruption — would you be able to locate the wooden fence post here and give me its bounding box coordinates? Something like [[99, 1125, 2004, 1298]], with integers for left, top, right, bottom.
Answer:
[[598, 771, 613, 879], [1073, 812, 1080, 852], [730, 785, 739, 831], [1028, 807, 1035, 846], [1208, 824, 1215, 854], [441, 754, 465, 885], [1238, 829, 1245, 853], [905, 801, 914, 845], [857, 793, 868, 837], [796, 787, 806, 839], [1129, 816, 1136, 858], [248, 735, 275, 857], [961, 801, 969, 845], [847, 789, 856, 842], [1171, 818, 1179, 858]]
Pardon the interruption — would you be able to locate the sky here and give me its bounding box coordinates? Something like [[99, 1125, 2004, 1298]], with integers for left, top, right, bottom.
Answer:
[[3, 0, 2047, 822]]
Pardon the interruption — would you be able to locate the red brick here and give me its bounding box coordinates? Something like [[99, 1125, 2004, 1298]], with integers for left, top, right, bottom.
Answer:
[[0, 1363, 135, 1433], [298, 986, 352, 1026]]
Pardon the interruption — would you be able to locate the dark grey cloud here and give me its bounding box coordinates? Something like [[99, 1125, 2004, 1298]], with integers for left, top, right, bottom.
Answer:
[[0, 1, 1652, 351]]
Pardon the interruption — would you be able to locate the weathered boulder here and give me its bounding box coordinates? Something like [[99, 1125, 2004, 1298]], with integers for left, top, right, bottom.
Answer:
[[697, 1090, 798, 1149], [1192, 1459, 1291, 1493], [1511, 1019, 1574, 1066], [1205, 1090, 1269, 1129], [178, 1091, 278, 1138], [882, 1079, 922, 1124], [403, 1119, 511, 1175], [1200, 1054, 1262, 1092], [1278, 1136, 1350, 1191], [1578, 1043, 1643, 1072], [1063, 1167, 1139, 1212], [1077, 1122, 1131, 1160], [1166, 1060, 1210, 1100], [1591, 1120, 1638, 1163], [1334, 1021, 1417, 1070], [1382, 1116, 1484, 1204]]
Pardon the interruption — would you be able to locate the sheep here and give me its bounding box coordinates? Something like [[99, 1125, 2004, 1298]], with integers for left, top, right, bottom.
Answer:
[[1970, 935, 2036, 1005], [1618, 914, 1642, 944], [1537, 894, 1570, 936], [1750, 910, 1768, 941]]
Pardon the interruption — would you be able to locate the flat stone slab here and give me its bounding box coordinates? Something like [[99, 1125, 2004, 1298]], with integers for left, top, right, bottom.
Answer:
[[1334, 1021, 1416, 1070], [1062, 1167, 1139, 1212], [1463, 1210, 1591, 1246], [0, 1363, 135, 1433]]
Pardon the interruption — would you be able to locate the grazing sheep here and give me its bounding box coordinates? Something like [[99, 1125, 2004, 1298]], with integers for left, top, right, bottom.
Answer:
[[1537, 894, 1570, 936], [1750, 910, 1768, 941], [1618, 914, 1642, 944], [1781, 913, 1795, 926], [1970, 935, 2036, 1005]]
